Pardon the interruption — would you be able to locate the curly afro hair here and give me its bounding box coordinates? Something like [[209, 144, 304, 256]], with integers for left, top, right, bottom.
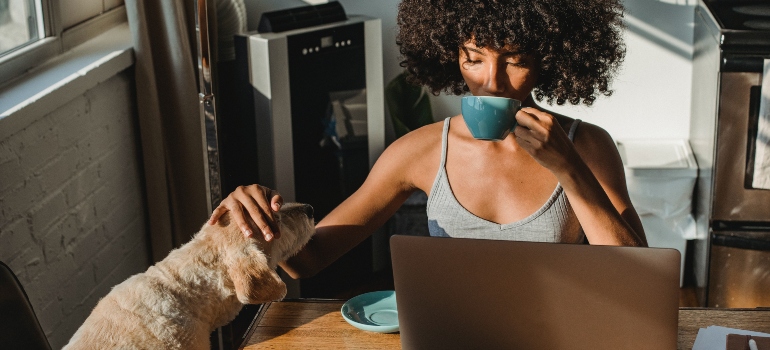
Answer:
[[396, 0, 626, 106]]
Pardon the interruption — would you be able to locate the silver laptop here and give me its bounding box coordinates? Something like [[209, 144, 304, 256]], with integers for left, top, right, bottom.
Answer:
[[390, 235, 681, 350]]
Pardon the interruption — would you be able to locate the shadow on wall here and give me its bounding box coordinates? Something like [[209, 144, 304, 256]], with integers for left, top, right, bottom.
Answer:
[[623, 0, 696, 59]]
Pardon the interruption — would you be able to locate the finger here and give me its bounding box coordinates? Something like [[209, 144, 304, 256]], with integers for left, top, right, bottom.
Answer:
[[238, 189, 277, 241], [514, 109, 539, 130], [208, 206, 227, 224], [230, 203, 254, 238], [254, 207, 279, 242], [269, 191, 283, 239], [256, 186, 281, 235], [270, 190, 283, 212], [520, 107, 550, 119], [514, 127, 540, 150], [516, 109, 553, 140]]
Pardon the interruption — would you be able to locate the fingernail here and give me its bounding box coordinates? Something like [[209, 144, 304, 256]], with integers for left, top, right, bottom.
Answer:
[[244, 229, 253, 237], [264, 232, 273, 241]]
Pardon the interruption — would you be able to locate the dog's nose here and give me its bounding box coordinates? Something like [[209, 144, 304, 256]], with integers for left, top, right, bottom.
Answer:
[[303, 205, 314, 219]]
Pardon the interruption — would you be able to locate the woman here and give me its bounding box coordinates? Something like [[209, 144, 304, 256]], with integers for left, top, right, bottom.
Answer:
[[209, 0, 647, 279]]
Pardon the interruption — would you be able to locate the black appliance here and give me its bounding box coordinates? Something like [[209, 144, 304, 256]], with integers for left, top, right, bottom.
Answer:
[[690, 0, 770, 307], [219, 10, 385, 298]]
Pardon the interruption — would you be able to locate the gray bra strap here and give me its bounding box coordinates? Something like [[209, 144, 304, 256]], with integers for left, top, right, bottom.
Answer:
[[440, 117, 451, 169], [568, 119, 581, 141]]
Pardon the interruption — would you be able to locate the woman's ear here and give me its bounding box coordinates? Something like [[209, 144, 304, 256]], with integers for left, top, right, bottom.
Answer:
[[228, 245, 287, 304]]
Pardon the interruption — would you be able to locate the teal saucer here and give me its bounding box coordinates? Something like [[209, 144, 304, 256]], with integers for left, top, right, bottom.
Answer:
[[340, 290, 399, 333]]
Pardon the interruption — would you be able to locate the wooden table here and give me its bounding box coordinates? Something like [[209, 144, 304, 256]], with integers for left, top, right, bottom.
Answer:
[[240, 300, 770, 350]]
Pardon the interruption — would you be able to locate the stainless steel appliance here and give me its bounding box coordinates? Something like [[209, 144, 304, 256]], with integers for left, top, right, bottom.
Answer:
[[690, 0, 770, 307]]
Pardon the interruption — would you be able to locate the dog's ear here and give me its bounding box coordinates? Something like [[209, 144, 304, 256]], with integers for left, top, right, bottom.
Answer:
[[228, 247, 287, 304]]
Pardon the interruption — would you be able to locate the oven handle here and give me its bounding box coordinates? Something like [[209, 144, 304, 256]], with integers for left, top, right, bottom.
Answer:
[[722, 56, 764, 73], [712, 233, 770, 252], [744, 85, 762, 188]]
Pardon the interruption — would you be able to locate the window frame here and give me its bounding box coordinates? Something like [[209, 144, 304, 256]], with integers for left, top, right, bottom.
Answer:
[[0, 0, 127, 86]]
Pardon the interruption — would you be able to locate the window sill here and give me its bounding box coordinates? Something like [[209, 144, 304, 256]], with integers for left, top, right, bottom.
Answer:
[[0, 23, 134, 140]]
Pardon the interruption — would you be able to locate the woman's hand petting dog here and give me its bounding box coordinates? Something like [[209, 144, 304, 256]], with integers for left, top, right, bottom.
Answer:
[[209, 184, 283, 241]]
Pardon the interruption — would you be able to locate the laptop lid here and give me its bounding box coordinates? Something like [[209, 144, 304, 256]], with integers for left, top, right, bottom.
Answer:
[[390, 235, 681, 350]]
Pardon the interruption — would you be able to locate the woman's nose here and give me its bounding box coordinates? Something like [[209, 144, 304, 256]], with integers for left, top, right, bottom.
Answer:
[[482, 63, 507, 95]]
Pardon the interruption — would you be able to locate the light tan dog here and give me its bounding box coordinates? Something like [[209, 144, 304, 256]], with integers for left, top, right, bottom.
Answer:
[[62, 203, 315, 350]]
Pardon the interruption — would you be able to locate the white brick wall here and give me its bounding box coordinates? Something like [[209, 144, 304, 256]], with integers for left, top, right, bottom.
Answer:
[[0, 70, 151, 348]]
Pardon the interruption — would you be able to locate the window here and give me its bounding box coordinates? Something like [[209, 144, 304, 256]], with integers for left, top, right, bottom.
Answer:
[[0, 0, 43, 57], [0, 0, 126, 85]]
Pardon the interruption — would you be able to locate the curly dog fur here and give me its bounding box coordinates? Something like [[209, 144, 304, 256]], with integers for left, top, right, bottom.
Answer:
[[63, 203, 315, 350]]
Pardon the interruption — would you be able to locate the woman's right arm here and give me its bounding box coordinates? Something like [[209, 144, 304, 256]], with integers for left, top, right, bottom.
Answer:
[[280, 157, 415, 278], [209, 125, 439, 278]]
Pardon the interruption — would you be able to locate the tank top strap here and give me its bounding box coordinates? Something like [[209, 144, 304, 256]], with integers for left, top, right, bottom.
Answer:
[[439, 117, 451, 169], [568, 119, 581, 141]]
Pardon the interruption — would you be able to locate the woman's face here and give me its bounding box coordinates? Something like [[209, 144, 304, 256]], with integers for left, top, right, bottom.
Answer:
[[458, 41, 539, 102]]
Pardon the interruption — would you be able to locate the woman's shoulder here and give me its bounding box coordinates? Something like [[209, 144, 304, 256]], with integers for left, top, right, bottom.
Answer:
[[387, 119, 445, 154], [374, 119, 446, 190], [547, 111, 618, 161], [563, 118, 625, 178], [548, 112, 612, 146]]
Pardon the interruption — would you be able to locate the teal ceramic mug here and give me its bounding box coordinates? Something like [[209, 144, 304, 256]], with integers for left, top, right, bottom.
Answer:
[[461, 96, 522, 141]]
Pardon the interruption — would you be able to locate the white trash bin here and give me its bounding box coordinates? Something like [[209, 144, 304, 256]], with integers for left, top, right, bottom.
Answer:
[[616, 139, 698, 287]]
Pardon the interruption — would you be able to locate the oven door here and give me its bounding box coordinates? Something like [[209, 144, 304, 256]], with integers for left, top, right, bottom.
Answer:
[[708, 230, 770, 308], [712, 57, 770, 223]]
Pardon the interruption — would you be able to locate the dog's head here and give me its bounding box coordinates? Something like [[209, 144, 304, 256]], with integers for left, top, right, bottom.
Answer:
[[220, 202, 315, 304]]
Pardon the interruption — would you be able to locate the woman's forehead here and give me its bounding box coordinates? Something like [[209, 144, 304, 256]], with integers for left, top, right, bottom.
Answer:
[[461, 40, 524, 56]]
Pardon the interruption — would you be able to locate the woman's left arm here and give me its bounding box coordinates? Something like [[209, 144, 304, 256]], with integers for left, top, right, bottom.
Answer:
[[515, 107, 647, 246]]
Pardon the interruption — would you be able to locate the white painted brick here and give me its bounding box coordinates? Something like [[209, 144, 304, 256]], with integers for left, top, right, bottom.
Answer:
[[29, 190, 69, 237], [6, 244, 45, 285], [69, 197, 98, 239], [41, 213, 80, 264], [0, 137, 19, 164], [48, 300, 93, 349], [0, 217, 34, 261], [59, 263, 98, 316], [0, 157, 23, 193], [66, 224, 108, 268], [30, 145, 82, 197], [50, 241, 150, 350], [60, 164, 105, 210], [92, 216, 146, 282], [23, 273, 65, 321], [52, 100, 99, 151], [100, 194, 144, 238], [71, 126, 120, 170], [85, 73, 132, 121], [70, 193, 140, 263], [87, 240, 150, 308], [38, 295, 64, 339], [15, 119, 73, 175], [0, 71, 151, 350], [0, 177, 45, 221]]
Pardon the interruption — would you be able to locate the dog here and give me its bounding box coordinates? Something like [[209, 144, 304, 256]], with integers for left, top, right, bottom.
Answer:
[[62, 203, 315, 350]]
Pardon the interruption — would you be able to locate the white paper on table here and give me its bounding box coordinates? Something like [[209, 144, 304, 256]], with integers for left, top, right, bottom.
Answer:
[[692, 325, 770, 350]]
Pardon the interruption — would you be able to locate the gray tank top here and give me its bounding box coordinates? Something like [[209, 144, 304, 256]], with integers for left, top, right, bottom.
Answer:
[[427, 117, 584, 243]]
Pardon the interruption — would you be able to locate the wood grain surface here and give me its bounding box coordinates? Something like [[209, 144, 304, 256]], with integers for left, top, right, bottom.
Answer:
[[241, 300, 400, 349], [678, 308, 770, 350], [241, 300, 770, 350]]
